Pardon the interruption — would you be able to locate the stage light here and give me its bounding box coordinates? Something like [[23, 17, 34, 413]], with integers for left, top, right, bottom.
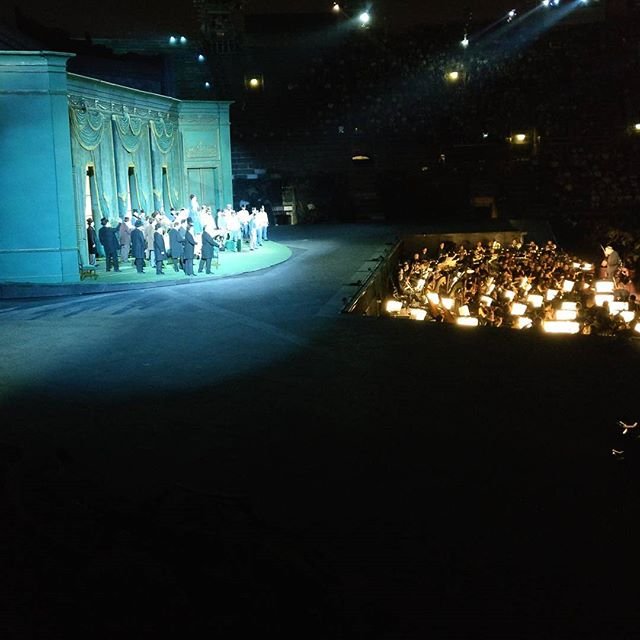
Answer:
[[541, 0, 550, 6], [204, 82, 211, 89], [461, 35, 469, 48], [635, 123, 640, 132], [594, 293, 614, 306], [197, 54, 206, 62], [512, 133, 528, 144], [507, 9, 517, 21], [446, 71, 460, 83], [555, 309, 577, 320], [441, 297, 454, 311], [332, 2, 341, 12], [456, 317, 478, 327], [169, 36, 177, 44], [527, 294, 543, 308], [180, 36, 187, 44], [458, 305, 471, 317], [358, 11, 371, 26], [385, 299, 403, 313], [511, 302, 527, 316], [620, 311, 635, 324], [409, 308, 427, 321], [546, 289, 558, 301], [427, 291, 440, 305], [595, 280, 614, 293], [543, 320, 580, 334], [482, 131, 489, 139]]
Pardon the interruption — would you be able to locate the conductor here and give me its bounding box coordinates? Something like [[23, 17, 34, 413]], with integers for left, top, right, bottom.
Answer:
[[601, 245, 621, 279]]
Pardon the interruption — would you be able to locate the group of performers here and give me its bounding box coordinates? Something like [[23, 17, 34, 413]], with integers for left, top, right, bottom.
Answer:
[[391, 238, 638, 336]]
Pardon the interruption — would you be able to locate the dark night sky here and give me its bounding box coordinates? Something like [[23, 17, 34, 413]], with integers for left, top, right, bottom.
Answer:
[[7, 0, 523, 38]]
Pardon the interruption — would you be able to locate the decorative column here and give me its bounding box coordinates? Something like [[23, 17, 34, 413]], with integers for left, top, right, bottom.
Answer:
[[0, 51, 78, 284]]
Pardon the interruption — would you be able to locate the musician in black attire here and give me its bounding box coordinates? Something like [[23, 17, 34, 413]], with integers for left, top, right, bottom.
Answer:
[[198, 224, 219, 274], [183, 218, 196, 276], [98, 218, 120, 272]]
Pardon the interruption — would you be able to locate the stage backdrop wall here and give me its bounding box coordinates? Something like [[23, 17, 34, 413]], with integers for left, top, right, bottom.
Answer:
[[0, 51, 234, 284]]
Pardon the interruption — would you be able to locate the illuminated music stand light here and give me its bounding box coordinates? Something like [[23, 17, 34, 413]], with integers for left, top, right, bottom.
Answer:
[[516, 317, 533, 330], [409, 308, 427, 321], [458, 304, 471, 317], [456, 317, 479, 327], [620, 311, 635, 324], [543, 320, 581, 334], [385, 299, 403, 313], [560, 301, 578, 311], [594, 293, 614, 307], [480, 295, 494, 307], [555, 309, 577, 321], [502, 289, 515, 302], [510, 302, 527, 316], [595, 280, 614, 293], [609, 301, 629, 314], [527, 294, 543, 308], [441, 297, 454, 311], [562, 279, 575, 293], [426, 291, 440, 305], [546, 289, 558, 302]]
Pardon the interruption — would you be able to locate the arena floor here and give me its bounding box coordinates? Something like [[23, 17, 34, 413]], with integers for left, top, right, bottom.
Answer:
[[1, 223, 640, 638]]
